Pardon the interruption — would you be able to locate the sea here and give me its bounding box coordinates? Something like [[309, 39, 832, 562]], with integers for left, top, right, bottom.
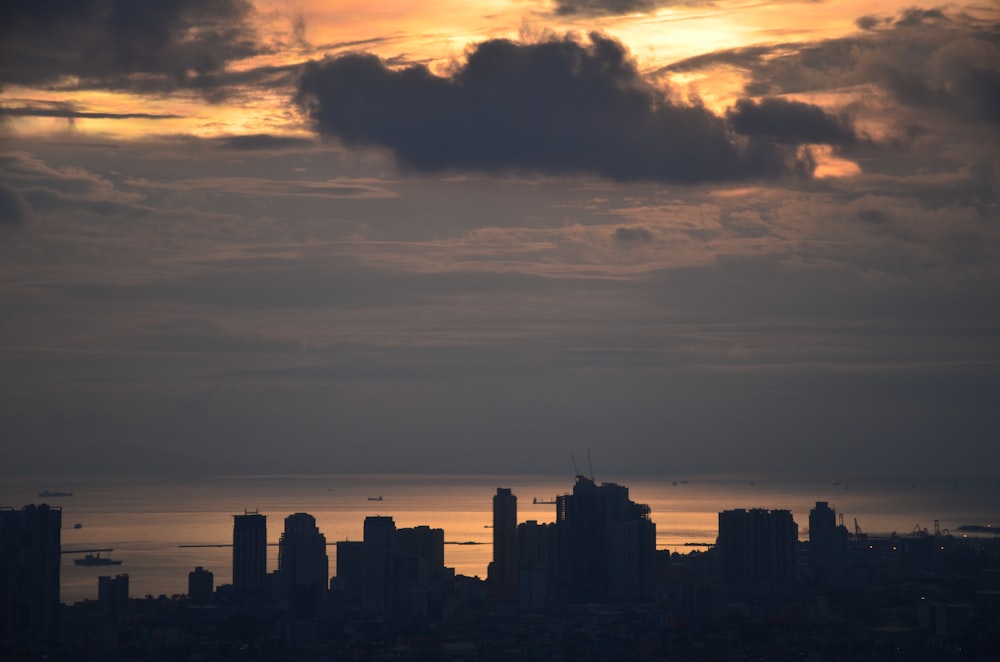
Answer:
[[2, 473, 997, 604]]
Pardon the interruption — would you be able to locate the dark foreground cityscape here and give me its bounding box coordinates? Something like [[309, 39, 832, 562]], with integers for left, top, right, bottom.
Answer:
[[3, 475, 999, 661]]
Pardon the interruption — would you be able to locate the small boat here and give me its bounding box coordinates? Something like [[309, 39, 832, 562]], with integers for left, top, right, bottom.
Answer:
[[367, 496, 383, 501], [74, 553, 122, 566], [39, 490, 73, 497]]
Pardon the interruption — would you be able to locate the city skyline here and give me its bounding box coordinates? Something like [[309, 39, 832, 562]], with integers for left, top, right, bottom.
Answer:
[[6, 470, 995, 607], [1, 1, 998, 480], [4, 479, 996, 659]]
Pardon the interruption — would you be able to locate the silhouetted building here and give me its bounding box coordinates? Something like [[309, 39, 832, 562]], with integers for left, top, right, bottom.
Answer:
[[98, 574, 129, 614], [334, 540, 364, 601], [553, 476, 656, 603], [516, 520, 554, 609], [0, 504, 61, 644], [809, 501, 847, 586], [233, 510, 267, 602], [188, 566, 214, 605], [342, 516, 451, 630], [278, 513, 328, 618], [490, 487, 518, 601], [717, 508, 797, 583], [396, 525, 447, 623], [363, 516, 396, 617]]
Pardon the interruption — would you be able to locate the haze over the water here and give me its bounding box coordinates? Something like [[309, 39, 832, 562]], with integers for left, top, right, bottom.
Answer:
[[1, 2, 998, 479]]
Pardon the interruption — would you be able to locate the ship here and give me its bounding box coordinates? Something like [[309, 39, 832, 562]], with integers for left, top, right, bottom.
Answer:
[[74, 553, 122, 566], [367, 496, 383, 501], [39, 490, 73, 497]]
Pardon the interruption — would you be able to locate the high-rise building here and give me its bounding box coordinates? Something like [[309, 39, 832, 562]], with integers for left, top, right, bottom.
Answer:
[[233, 510, 267, 602], [809, 501, 847, 586], [516, 520, 554, 609], [396, 525, 447, 623], [188, 566, 214, 605], [98, 574, 129, 614], [490, 487, 517, 601], [362, 516, 396, 616], [278, 512, 328, 618], [0, 504, 61, 644], [717, 508, 798, 583], [553, 476, 656, 603], [334, 540, 364, 600], [346, 517, 450, 628]]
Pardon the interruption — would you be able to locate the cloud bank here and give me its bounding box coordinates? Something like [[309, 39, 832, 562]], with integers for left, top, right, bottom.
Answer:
[[297, 33, 860, 183], [0, 0, 259, 92]]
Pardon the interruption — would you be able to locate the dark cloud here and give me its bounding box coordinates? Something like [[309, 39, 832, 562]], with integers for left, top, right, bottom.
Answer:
[[297, 33, 818, 183], [0, 0, 258, 93], [553, 0, 662, 16], [612, 226, 654, 242], [0, 102, 180, 121], [0, 183, 33, 225], [727, 97, 859, 147]]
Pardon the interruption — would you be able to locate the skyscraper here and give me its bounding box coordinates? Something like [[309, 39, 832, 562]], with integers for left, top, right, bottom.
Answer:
[[98, 574, 129, 614], [362, 515, 396, 616], [278, 512, 328, 617], [0, 504, 61, 644], [553, 476, 656, 603], [490, 487, 518, 601], [232, 510, 267, 602], [809, 501, 847, 586], [516, 520, 554, 609], [717, 508, 798, 583]]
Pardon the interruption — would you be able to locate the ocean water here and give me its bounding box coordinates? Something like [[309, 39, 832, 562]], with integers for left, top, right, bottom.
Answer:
[[1, 473, 996, 604]]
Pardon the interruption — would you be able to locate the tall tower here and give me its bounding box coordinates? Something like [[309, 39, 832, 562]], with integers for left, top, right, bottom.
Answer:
[[232, 510, 267, 602], [491, 487, 518, 601], [0, 504, 61, 644], [278, 512, 328, 617], [809, 501, 847, 586], [362, 516, 396, 616], [554, 476, 655, 603]]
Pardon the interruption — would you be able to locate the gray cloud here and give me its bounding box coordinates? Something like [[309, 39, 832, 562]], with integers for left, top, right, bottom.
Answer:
[[613, 226, 654, 242], [297, 33, 834, 183], [0, 183, 33, 225], [0, 0, 259, 93], [553, 0, 663, 16], [0, 101, 181, 121]]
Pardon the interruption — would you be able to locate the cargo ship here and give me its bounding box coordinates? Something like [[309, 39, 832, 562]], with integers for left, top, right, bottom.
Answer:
[[74, 553, 122, 566]]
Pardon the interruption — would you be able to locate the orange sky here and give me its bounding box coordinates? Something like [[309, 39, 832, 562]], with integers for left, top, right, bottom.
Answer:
[[1, 0, 963, 142]]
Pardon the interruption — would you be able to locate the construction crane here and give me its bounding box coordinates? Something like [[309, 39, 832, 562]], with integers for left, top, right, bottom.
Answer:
[[853, 517, 867, 541]]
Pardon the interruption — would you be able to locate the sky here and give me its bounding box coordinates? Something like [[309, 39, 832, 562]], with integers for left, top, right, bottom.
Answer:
[[1, 1, 998, 480]]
